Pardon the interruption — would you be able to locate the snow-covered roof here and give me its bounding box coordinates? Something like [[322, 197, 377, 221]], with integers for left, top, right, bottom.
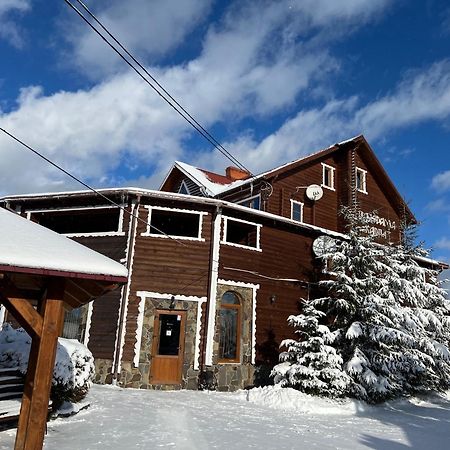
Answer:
[[168, 135, 363, 197], [0, 208, 128, 280], [174, 161, 250, 196]]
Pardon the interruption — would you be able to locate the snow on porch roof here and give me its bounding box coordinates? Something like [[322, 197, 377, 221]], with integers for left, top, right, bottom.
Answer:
[[0, 208, 128, 281]]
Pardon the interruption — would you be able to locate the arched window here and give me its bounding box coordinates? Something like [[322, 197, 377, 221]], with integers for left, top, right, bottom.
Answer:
[[218, 291, 241, 362]]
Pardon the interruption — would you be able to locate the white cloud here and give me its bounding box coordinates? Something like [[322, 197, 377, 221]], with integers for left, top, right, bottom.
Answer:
[[0, 0, 30, 47], [426, 198, 450, 213], [432, 170, 450, 192], [65, 0, 213, 78], [435, 237, 450, 251]]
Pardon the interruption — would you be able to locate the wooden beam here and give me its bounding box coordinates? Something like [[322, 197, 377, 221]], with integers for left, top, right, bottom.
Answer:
[[0, 294, 42, 338], [14, 279, 65, 450]]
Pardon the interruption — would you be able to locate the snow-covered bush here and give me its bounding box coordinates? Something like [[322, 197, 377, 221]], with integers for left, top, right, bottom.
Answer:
[[274, 207, 450, 403], [0, 323, 95, 407]]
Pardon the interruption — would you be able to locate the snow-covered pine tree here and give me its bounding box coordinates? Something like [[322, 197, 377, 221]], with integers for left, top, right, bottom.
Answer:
[[274, 206, 450, 403], [271, 301, 350, 397]]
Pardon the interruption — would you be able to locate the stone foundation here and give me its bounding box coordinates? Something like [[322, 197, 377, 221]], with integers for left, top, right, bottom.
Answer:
[[93, 358, 114, 384]]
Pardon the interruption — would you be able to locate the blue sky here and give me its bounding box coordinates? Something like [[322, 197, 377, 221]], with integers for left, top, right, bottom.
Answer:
[[0, 0, 450, 262]]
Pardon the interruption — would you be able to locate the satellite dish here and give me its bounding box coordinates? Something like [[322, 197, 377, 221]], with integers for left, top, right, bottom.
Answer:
[[312, 235, 337, 257], [306, 184, 323, 201]]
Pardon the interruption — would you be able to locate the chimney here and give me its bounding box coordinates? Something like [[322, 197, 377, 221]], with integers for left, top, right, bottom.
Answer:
[[226, 166, 251, 181]]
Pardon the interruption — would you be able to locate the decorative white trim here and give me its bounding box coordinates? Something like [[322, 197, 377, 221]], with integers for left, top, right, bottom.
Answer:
[[290, 199, 304, 223], [356, 167, 368, 194], [25, 205, 124, 214], [133, 291, 207, 369], [0, 305, 5, 327], [64, 231, 126, 238], [205, 209, 222, 366], [321, 163, 336, 191], [221, 216, 262, 251], [135, 291, 207, 302], [112, 203, 138, 376], [217, 279, 260, 364], [26, 204, 125, 236], [82, 301, 94, 347], [134, 294, 147, 367], [141, 205, 207, 241]]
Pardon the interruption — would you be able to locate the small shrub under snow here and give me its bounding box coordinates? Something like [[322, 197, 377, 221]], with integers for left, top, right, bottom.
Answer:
[[0, 323, 95, 407]]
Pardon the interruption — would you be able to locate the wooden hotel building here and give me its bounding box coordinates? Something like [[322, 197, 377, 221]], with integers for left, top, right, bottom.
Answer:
[[0, 135, 443, 391]]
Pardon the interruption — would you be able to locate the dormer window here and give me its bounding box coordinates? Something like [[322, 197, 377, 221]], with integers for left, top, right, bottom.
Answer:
[[178, 180, 191, 195], [321, 163, 335, 190], [356, 167, 367, 194]]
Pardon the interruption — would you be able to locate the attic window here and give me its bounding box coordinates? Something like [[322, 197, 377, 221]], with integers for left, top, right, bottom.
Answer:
[[222, 217, 261, 251], [178, 180, 190, 195], [144, 206, 205, 240], [321, 163, 335, 190], [356, 167, 367, 194]]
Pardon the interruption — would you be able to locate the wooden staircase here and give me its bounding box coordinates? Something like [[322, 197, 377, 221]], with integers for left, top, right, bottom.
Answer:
[[0, 368, 24, 430]]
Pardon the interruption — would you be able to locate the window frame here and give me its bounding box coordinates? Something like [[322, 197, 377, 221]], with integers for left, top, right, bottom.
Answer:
[[218, 291, 241, 364], [355, 167, 368, 194], [237, 194, 261, 210], [26, 205, 125, 237], [178, 180, 191, 195], [142, 205, 206, 241], [290, 199, 304, 223], [321, 163, 336, 191], [221, 216, 262, 251]]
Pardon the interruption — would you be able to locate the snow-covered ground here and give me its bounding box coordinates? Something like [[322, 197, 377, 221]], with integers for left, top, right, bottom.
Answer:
[[2, 384, 450, 449]]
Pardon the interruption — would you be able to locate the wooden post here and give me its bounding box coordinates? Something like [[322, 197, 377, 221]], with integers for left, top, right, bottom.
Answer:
[[14, 279, 65, 450]]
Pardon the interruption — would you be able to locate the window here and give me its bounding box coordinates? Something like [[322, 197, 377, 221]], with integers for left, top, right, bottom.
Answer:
[[178, 180, 190, 195], [222, 217, 261, 250], [237, 195, 260, 210], [29, 207, 122, 235], [290, 200, 304, 222], [356, 167, 367, 194], [61, 305, 89, 342], [321, 163, 335, 190], [144, 206, 204, 240], [218, 291, 241, 362]]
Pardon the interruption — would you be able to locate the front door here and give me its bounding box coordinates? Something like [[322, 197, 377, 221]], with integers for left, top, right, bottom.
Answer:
[[150, 310, 186, 384]]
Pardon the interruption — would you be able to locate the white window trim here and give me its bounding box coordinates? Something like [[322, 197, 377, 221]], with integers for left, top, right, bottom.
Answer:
[[321, 163, 336, 191], [290, 199, 304, 223], [135, 291, 207, 369], [217, 279, 260, 365], [178, 180, 191, 195], [141, 205, 207, 241], [221, 216, 262, 252], [26, 205, 126, 237], [356, 167, 368, 194], [237, 194, 261, 210]]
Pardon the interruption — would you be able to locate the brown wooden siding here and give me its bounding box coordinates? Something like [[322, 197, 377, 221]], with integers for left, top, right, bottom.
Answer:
[[72, 235, 127, 360], [219, 221, 317, 365], [121, 204, 213, 362]]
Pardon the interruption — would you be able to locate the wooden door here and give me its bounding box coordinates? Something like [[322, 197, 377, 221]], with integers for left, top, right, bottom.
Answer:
[[150, 310, 186, 384]]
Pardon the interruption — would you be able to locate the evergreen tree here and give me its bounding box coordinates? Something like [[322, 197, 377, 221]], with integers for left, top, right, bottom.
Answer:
[[274, 207, 450, 402], [271, 301, 350, 397]]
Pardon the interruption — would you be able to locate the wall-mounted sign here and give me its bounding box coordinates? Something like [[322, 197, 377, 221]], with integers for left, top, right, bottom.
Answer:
[[357, 210, 397, 240]]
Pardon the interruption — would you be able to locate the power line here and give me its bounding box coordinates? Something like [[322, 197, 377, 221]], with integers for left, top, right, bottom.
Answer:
[[0, 127, 188, 246], [64, 0, 255, 178]]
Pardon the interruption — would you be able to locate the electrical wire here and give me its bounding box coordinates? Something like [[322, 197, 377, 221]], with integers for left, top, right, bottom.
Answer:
[[64, 0, 255, 179], [0, 127, 190, 246]]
